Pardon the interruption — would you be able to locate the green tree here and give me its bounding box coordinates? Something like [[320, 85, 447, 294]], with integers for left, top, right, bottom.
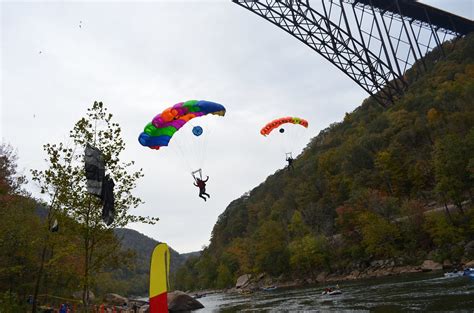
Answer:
[[434, 133, 473, 212], [288, 211, 310, 240], [357, 212, 400, 259], [173, 256, 199, 291], [424, 213, 465, 261], [0, 197, 42, 308], [0, 142, 27, 196], [215, 264, 233, 289], [254, 221, 289, 276], [0, 143, 40, 308], [224, 238, 253, 275], [31, 102, 157, 309], [289, 235, 330, 279], [195, 250, 218, 289]]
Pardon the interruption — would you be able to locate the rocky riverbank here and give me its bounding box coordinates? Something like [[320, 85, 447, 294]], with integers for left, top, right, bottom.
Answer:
[[96, 291, 204, 312], [230, 258, 474, 294]]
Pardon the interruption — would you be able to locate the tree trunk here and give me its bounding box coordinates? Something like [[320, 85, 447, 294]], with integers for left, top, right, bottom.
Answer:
[[456, 200, 465, 215], [32, 201, 55, 313], [32, 244, 47, 313], [444, 202, 454, 224], [83, 230, 90, 310], [82, 201, 93, 311]]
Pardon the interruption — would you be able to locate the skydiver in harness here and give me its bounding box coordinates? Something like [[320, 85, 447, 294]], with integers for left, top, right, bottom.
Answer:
[[286, 152, 294, 171], [192, 169, 210, 201]]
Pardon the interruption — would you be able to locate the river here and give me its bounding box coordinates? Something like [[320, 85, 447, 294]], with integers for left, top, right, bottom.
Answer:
[[196, 272, 474, 312]]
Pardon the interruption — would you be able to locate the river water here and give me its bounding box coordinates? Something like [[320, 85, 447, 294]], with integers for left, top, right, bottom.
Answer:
[[196, 272, 474, 312]]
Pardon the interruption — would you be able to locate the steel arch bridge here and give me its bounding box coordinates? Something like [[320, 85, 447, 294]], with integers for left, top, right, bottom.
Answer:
[[232, 0, 474, 107]]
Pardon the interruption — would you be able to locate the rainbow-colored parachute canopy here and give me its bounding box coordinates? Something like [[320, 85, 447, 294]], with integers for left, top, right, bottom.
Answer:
[[260, 116, 308, 136], [139, 100, 226, 150]]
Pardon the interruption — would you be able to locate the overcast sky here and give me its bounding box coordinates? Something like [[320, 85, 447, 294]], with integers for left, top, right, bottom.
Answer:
[[1, 0, 472, 253]]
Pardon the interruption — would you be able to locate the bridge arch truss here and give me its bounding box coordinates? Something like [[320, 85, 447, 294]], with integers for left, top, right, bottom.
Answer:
[[233, 0, 474, 106]]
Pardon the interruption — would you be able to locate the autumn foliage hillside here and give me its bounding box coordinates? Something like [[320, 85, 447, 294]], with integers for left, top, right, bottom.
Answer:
[[174, 35, 474, 290]]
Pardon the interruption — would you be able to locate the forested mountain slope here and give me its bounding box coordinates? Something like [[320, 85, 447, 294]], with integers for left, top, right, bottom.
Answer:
[[112, 228, 200, 295], [2, 198, 197, 298], [174, 34, 474, 291]]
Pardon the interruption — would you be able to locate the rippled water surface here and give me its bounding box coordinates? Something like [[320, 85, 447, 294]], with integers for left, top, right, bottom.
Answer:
[[196, 273, 474, 312]]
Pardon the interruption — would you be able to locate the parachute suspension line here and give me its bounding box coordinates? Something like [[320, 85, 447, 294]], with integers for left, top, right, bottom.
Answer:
[[288, 126, 298, 157], [191, 168, 203, 181], [191, 121, 205, 170], [167, 122, 212, 180], [199, 126, 213, 173], [186, 120, 206, 172], [287, 125, 306, 158], [275, 130, 286, 163], [170, 136, 193, 174], [279, 144, 286, 161], [279, 126, 295, 161], [187, 119, 214, 175], [195, 131, 205, 172]]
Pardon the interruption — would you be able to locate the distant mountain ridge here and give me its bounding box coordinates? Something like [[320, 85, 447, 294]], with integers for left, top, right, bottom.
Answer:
[[34, 203, 200, 293], [35, 202, 200, 270], [114, 228, 201, 275]]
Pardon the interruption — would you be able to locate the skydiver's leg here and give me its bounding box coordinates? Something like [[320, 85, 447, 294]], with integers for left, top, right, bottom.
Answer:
[[199, 189, 207, 201], [203, 192, 210, 198]]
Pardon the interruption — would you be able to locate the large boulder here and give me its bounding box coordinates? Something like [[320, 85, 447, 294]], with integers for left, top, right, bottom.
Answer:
[[316, 272, 328, 282], [72, 291, 95, 302], [420, 260, 443, 271], [168, 291, 204, 312], [346, 270, 360, 280], [235, 274, 252, 289], [103, 293, 128, 306], [256, 273, 266, 281], [442, 260, 453, 269], [464, 260, 474, 267], [392, 265, 421, 274], [370, 260, 385, 268], [464, 241, 474, 257]]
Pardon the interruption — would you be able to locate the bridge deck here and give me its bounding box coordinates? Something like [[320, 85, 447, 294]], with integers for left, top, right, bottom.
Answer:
[[356, 0, 474, 35]]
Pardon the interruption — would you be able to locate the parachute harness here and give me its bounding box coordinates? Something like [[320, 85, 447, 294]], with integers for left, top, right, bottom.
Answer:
[[260, 116, 309, 164], [192, 168, 203, 181]]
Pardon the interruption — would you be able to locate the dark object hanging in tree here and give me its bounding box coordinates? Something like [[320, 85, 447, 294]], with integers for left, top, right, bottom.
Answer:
[[84, 144, 105, 197], [101, 175, 115, 226], [50, 218, 59, 232], [84, 144, 115, 225]]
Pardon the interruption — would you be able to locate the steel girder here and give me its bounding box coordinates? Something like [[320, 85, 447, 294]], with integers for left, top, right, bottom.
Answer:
[[232, 0, 465, 106]]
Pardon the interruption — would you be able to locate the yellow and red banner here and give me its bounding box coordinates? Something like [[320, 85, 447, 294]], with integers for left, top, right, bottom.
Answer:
[[149, 243, 170, 313]]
